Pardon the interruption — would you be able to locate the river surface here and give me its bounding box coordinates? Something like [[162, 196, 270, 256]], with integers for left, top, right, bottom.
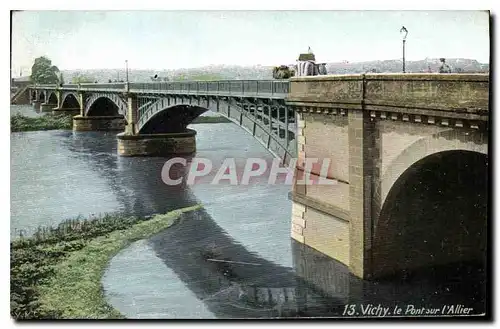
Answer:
[[10, 104, 486, 318]]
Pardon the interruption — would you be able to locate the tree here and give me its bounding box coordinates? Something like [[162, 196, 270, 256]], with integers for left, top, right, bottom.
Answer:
[[272, 66, 294, 79], [30, 56, 60, 84], [71, 74, 95, 84], [59, 72, 65, 84]]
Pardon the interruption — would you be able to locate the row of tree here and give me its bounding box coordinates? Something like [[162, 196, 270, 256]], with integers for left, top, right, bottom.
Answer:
[[29, 56, 170, 84], [30, 56, 98, 84]]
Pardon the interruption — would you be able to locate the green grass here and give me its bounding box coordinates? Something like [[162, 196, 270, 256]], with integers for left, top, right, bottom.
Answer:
[[11, 205, 202, 320], [11, 113, 73, 132], [10, 112, 228, 133]]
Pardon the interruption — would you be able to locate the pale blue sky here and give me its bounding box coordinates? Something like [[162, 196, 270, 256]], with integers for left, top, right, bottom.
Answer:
[[11, 10, 490, 75]]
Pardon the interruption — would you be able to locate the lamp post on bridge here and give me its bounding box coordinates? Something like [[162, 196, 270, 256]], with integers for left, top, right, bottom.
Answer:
[[125, 60, 129, 83], [125, 60, 129, 93], [400, 26, 408, 73]]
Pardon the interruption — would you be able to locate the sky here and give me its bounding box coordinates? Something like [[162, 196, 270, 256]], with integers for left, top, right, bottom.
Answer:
[[11, 10, 490, 75]]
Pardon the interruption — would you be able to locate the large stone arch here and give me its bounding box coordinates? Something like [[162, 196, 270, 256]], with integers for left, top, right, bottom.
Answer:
[[372, 128, 488, 278], [136, 96, 295, 160], [380, 128, 488, 209], [60, 92, 81, 109], [84, 93, 127, 117]]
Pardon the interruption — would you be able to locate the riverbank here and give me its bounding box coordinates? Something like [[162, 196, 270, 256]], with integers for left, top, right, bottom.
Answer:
[[10, 205, 202, 320], [11, 113, 72, 132]]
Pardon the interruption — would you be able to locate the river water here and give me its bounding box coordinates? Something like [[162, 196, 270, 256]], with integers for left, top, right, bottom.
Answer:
[[10, 105, 486, 318]]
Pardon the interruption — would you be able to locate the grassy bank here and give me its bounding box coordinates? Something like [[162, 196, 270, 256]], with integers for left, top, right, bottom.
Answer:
[[11, 205, 202, 320], [10, 113, 229, 132], [11, 113, 73, 132]]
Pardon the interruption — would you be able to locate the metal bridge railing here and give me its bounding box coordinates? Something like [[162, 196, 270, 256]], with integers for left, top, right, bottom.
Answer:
[[30, 80, 290, 97], [79, 83, 126, 90], [128, 80, 290, 96]]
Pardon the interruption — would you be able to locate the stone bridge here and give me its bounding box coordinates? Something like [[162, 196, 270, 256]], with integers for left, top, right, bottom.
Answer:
[[286, 74, 489, 281], [29, 73, 489, 285]]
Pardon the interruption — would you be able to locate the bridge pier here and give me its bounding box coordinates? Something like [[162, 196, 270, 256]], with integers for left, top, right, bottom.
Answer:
[[40, 103, 57, 112], [73, 115, 126, 131], [116, 93, 197, 156], [116, 130, 197, 156], [32, 101, 41, 110], [72, 90, 127, 131]]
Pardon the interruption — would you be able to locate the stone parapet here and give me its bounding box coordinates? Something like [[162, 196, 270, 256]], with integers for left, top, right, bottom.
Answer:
[[286, 74, 489, 119]]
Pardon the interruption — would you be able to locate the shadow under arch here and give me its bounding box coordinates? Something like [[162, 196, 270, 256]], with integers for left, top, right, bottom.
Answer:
[[380, 128, 488, 209], [47, 92, 57, 104], [36, 91, 46, 102], [86, 97, 121, 117], [373, 149, 488, 280], [84, 94, 128, 117], [140, 105, 206, 134], [61, 93, 80, 109]]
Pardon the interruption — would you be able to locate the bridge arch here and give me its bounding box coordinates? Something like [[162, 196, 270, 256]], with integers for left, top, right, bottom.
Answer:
[[37, 91, 46, 102], [372, 129, 488, 278], [60, 92, 81, 109], [47, 91, 58, 105], [380, 129, 487, 207], [139, 104, 207, 134], [84, 94, 127, 117], [137, 97, 295, 160]]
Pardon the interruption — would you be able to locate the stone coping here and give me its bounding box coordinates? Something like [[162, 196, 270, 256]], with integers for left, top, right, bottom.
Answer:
[[116, 129, 197, 140], [290, 73, 489, 82], [73, 115, 125, 120]]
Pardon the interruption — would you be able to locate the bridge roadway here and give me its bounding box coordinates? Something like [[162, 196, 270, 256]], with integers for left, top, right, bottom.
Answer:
[[28, 74, 490, 285]]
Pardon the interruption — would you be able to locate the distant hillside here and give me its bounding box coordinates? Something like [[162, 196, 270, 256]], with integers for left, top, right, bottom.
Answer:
[[60, 58, 489, 83], [326, 58, 489, 74]]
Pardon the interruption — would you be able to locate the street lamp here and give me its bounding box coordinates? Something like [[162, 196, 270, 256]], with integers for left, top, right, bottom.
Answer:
[[400, 26, 408, 73], [125, 60, 129, 82]]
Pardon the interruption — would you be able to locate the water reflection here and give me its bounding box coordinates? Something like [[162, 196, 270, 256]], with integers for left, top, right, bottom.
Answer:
[[62, 130, 197, 216], [104, 206, 485, 318], [11, 105, 486, 318], [104, 208, 343, 318]]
